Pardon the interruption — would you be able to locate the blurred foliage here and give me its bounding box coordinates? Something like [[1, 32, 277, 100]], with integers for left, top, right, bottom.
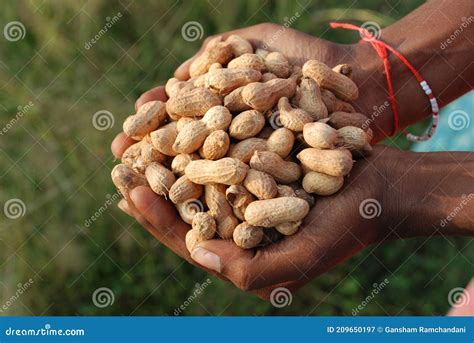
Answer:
[[0, 0, 471, 316]]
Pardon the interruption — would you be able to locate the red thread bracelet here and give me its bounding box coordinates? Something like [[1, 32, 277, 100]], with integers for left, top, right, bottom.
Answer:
[[330, 22, 439, 142]]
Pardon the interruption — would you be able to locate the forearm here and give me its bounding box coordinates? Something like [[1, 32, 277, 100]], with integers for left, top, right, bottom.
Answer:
[[384, 150, 474, 239], [352, 0, 473, 141]]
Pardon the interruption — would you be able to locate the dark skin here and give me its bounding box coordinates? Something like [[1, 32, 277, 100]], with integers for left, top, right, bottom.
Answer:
[[111, 0, 474, 299]]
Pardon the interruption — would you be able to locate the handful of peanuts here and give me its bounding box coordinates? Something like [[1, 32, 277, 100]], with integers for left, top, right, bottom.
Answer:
[[111, 35, 373, 251]]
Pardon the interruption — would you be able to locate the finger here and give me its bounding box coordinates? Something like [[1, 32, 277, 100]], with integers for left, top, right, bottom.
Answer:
[[111, 132, 136, 159], [118, 199, 134, 217], [135, 86, 168, 111], [129, 186, 232, 283]]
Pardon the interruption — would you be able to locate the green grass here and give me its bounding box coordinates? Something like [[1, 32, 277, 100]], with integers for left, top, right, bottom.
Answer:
[[0, 0, 471, 316]]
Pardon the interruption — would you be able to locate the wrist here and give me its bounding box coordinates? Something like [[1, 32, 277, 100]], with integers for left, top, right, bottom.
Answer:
[[382, 151, 474, 239]]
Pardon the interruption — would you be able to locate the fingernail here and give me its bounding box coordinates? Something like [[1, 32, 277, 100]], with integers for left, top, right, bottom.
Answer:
[[191, 246, 221, 273]]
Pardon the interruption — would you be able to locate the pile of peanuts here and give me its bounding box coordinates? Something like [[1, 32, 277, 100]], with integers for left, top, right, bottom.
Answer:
[[111, 35, 373, 251]]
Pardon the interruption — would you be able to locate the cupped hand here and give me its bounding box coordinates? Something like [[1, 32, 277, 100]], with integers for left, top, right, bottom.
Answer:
[[110, 23, 392, 299]]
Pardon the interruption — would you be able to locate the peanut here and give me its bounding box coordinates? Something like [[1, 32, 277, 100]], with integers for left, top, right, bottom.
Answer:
[[205, 184, 239, 238], [245, 197, 309, 227], [227, 53, 265, 71], [145, 162, 176, 197], [226, 35, 253, 57], [166, 87, 221, 118], [185, 229, 199, 253], [337, 126, 370, 151], [303, 60, 358, 101], [275, 221, 301, 235], [150, 121, 178, 156], [294, 78, 328, 120], [255, 48, 269, 59], [192, 212, 217, 241], [185, 157, 249, 185], [233, 222, 264, 249], [249, 151, 301, 184], [261, 72, 277, 82], [243, 169, 278, 200], [205, 68, 261, 95], [223, 86, 251, 112], [165, 78, 191, 98], [189, 40, 233, 77], [277, 185, 296, 197], [123, 101, 167, 140], [171, 153, 199, 176], [199, 130, 230, 160], [111, 163, 148, 196], [228, 127, 295, 162], [302, 171, 344, 195], [297, 148, 353, 177], [302, 122, 339, 149], [173, 106, 232, 154], [229, 110, 265, 140], [209, 62, 222, 71], [277, 97, 313, 132], [241, 78, 297, 112], [121, 141, 143, 172], [141, 135, 167, 165], [264, 52, 290, 78], [225, 185, 255, 221], [294, 188, 315, 207], [320, 89, 356, 113], [332, 63, 352, 78], [169, 175, 203, 204], [176, 117, 195, 132]]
